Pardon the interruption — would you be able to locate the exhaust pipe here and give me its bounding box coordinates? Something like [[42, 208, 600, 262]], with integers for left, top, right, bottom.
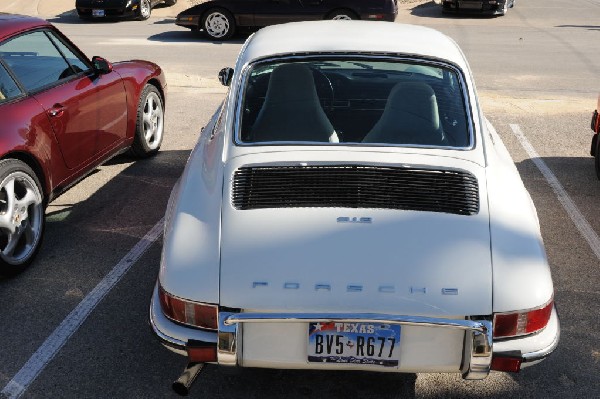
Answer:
[[172, 362, 205, 396]]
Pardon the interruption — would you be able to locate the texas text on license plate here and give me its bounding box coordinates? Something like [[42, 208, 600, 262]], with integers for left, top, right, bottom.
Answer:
[[92, 9, 105, 17], [308, 322, 401, 367]]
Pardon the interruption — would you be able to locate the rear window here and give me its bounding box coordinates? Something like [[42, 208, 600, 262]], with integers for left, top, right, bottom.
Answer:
[[238, 57, 471, 148]]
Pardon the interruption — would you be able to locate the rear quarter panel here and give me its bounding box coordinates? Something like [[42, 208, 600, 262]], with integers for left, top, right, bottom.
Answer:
[[484, 118, 554, 312], [159, 103, 224, 302]]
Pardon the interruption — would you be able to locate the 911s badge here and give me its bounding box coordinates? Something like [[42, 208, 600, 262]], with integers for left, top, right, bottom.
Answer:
[[337, 217, 372, 224]]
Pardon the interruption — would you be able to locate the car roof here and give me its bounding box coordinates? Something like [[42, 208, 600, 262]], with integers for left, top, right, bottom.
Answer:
[[0, 13, 51, 42], [238, 21, 469, 70]]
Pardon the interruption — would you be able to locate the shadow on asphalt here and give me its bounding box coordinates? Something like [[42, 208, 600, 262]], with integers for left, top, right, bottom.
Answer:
[[556, 24, 600, 31], [188, 367, 417, 398], [408, 2, 497, 19], [147, 30, 248, 44], [153, 18, 177, 24], [47, 11, 123, 25]]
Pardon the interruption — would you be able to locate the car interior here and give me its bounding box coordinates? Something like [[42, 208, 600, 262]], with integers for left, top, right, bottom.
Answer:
[[0, 30, 90, 92], [239, 58, 471, 148]]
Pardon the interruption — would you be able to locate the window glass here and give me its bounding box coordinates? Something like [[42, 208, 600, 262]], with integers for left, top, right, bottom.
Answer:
[[0, 31, 72, 92], [47, 31, 89, 74], [0, 63, 22, 102], [239, 58, 471, 148]]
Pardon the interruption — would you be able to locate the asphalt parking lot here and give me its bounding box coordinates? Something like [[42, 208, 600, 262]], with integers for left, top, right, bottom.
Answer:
[[0, 0, 599, 398]]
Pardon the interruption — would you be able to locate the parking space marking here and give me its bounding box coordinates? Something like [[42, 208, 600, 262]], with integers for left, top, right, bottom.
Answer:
[[0, 218, 164, 399], [510, 124, 600, 261], [95, 38, 211, 47]]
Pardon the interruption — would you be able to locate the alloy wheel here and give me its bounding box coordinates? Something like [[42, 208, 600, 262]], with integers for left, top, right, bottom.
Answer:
[[0, 172, 43, 265], [205, 12, 230, 39], [142, 91, 164, 150], [140, 0, 151, 19]]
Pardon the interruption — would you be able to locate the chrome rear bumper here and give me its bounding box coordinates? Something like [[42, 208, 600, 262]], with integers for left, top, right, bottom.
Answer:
[[217, 312, 493, 380]]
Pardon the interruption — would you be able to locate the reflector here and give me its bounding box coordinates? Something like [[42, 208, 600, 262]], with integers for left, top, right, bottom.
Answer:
[[491, 356, 522, 373], [187, 346, 217, 363]]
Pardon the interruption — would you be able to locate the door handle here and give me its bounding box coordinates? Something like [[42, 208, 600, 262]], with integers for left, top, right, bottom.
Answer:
[[48, 104, 65, 117]]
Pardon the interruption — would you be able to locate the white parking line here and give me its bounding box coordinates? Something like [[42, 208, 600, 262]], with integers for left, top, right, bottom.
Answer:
[[95, 38, 211, 46], [510, 124, 600, 261], [0, 218, 164, 399]]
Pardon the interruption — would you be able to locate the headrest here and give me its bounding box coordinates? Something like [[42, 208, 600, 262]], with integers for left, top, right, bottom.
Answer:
[[264, 63, 318, 104], [386, 82, 440, 131]]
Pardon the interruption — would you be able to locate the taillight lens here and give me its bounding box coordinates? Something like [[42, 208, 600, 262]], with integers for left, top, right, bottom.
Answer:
[[159, 286, 218, 330], [493, 299, 553, 339]]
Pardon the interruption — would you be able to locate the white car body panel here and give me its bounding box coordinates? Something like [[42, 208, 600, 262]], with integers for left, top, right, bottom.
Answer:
[[220, 151, 493, 316]]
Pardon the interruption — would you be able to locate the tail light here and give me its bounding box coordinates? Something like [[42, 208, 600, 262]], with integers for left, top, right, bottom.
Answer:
[[158, 286, 218, 330], [493, 299, 553, 339]]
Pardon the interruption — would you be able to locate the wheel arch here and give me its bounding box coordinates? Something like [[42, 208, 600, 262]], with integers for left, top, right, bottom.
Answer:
[[0, 151, 49, 204], [146, 78, 166, 110], [325, 8, 361, 20]]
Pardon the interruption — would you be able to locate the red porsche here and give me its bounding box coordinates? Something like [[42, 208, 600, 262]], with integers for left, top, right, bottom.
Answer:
[[0, 14, 167, 275]]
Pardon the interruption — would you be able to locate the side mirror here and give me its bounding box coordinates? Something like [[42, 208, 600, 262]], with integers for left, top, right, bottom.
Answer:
[[92, 56, 113, 75], [218, 67, 234, 87]]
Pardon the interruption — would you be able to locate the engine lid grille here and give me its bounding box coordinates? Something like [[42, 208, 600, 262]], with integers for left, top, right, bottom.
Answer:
[[232, 165, 479, 215]]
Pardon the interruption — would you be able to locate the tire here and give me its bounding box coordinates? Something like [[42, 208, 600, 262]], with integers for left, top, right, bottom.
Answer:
[[138, 0, 152, 20], [129, 85, 164, 158], [327, 9, 359, 20], [0, 159, 45, 276], [202, 8, 236, 40], [164, 0, 177, 6], [595, 135, 600, 180]]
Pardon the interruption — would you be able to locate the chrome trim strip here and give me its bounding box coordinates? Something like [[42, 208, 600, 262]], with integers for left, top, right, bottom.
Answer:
[[223, 313, 487, 331], [233, 53, 475, 151], [217, 311, 492, 378]]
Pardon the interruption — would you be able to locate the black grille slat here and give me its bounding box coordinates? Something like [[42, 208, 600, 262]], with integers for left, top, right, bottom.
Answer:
[[232, 165, 479, 215]]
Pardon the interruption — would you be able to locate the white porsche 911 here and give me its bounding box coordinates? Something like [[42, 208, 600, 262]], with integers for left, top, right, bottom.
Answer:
[[149, 21, 559, 395]]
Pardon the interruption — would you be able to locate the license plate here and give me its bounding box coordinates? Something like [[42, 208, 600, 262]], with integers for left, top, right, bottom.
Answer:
[[92, 9, 105, 17], [459, 1, 483, 9], [308, 322, 401, 367]]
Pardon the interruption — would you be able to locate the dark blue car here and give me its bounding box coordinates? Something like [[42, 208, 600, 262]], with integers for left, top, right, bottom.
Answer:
[[176, 0, 398, 40]]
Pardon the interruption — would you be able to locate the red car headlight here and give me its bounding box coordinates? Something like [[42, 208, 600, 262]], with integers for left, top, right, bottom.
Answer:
[[493, 299, 554, 339], [158, 286, 218, 330]]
